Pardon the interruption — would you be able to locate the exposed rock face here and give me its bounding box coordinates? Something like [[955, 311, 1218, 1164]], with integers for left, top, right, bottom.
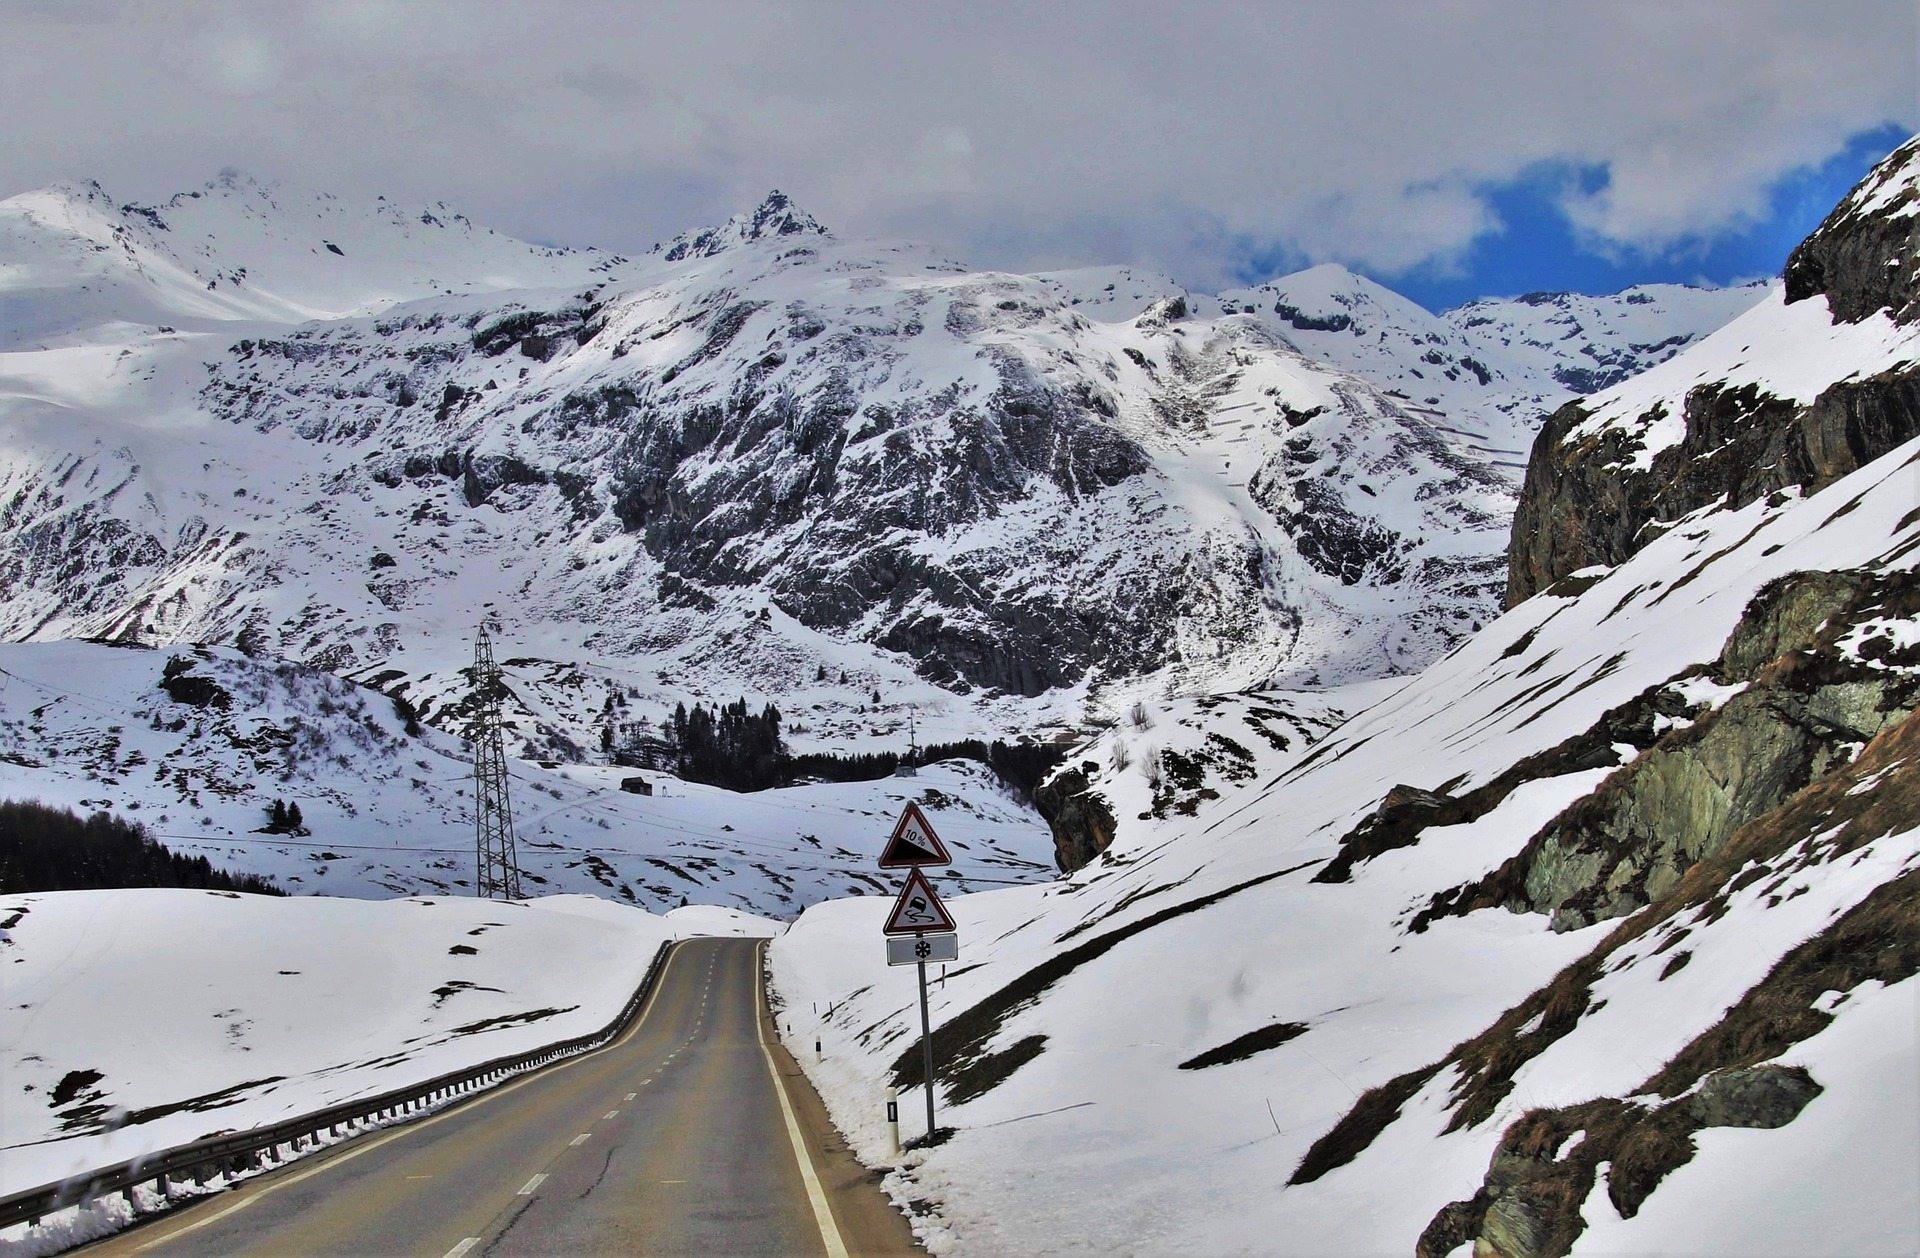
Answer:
[[1507, 137, 1920, 605], [1032, 761, 1119, 871], [1784, 135, 1920, 324], [1392, 708, 1920, 1257], [1427, 568, 1920, 931], [1507, 372, 1920, 603]]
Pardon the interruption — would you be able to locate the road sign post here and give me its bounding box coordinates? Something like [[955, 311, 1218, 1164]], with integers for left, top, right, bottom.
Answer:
[[916, 958, 936, 1139], [877, 802, 956, 1144]]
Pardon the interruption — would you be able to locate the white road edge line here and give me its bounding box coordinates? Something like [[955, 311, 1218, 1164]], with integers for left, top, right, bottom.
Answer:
[[518, 1174, 547, 1196], [753, 940, 851, 1258], [132, 944, 692, 1251]]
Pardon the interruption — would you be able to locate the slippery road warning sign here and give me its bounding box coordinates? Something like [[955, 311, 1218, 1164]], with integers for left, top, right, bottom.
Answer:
[[882, 868, 957, 935], [878, 801, 952, 869]]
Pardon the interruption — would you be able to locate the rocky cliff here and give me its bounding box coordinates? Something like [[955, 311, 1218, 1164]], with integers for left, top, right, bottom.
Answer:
[[1507, 137, 1920, 606]]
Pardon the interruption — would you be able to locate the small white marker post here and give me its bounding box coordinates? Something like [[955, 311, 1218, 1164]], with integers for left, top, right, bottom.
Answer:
[[886, 1086, 902, 1155]]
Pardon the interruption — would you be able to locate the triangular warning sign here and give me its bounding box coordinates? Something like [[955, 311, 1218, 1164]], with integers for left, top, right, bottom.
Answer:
[[878, 801, 952, 869], [882, 868, 957, 936]]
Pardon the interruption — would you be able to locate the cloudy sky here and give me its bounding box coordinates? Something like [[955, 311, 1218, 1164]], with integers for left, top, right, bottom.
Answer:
[[3, 1, 1911, 307]]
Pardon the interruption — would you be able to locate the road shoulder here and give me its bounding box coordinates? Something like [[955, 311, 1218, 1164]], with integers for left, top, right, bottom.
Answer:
[[756, 942, 924, 1257]]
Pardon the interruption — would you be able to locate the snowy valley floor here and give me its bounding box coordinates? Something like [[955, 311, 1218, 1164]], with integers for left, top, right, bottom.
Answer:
[[0, 640, 1055, 918]]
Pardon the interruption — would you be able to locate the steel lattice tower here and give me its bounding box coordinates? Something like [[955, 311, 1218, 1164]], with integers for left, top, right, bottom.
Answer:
[[471, 623, 524, 900]]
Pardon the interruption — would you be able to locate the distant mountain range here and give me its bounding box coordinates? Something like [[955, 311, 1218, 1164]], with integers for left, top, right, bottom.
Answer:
[[0, 171, 1758, 755]]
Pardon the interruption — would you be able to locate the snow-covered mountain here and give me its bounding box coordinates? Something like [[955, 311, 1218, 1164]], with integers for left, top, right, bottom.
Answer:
[[0, 182, 1503, 752], [769, 137, 1920, 1255], [0, 174, 1753, 758], [1220, 265, 1763, 471], [0, 172, 622, 349]]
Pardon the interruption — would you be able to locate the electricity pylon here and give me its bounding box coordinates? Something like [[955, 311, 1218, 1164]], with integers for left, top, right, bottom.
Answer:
[[471, 622, 524, 900]]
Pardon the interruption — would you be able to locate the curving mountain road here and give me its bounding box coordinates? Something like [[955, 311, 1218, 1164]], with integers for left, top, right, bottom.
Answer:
[[88, 938, 917, 1257]]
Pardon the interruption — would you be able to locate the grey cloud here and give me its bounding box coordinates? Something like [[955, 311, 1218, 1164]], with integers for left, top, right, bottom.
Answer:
[[0, 0, 1910, 288]]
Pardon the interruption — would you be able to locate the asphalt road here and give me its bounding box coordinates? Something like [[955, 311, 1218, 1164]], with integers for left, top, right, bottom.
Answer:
[[90, 937, 919, 1257]]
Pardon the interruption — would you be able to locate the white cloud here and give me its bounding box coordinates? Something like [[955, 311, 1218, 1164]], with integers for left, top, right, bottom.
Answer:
[[0, 0, 1910, 286]]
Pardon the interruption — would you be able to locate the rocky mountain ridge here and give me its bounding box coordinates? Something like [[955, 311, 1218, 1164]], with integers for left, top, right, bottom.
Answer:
[[1508, 135, 1920, 604]]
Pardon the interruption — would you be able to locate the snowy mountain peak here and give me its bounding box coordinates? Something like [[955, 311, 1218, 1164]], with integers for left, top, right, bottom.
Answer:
[[1225, 261, 1413, 334], [659, 189, 828, 261]]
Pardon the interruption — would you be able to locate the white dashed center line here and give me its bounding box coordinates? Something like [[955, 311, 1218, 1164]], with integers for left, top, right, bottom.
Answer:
[[604, 1110, 620, 1121], [518, 1174, 547, 1196], [570, 1133, 591, 1147], [444, 1240, 480, 1258]]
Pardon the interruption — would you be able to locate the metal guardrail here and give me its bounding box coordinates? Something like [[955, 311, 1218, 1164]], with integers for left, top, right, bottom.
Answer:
[[0, 939, 675, 1235]]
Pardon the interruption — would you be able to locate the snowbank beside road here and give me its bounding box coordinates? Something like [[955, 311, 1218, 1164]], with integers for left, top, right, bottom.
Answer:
[[0, 890, 763, 1200]]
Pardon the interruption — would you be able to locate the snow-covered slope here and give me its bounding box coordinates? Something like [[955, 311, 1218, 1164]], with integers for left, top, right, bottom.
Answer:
[[0, 182, 1529, 752], [768, 141, 1920, 1256], [0, 172, 620, 348], [0, 641, 1052, 915], [0, 890, 756, 1200], [773, 386, 1920, 1258], [1220, 264, 1762, 472]]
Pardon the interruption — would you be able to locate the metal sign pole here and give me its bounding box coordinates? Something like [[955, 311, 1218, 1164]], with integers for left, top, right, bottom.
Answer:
[[916, 955, 936, 1140]]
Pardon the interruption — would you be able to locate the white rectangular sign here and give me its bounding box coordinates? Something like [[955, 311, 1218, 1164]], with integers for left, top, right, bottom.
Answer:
[[886, 932, 959, 966]]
